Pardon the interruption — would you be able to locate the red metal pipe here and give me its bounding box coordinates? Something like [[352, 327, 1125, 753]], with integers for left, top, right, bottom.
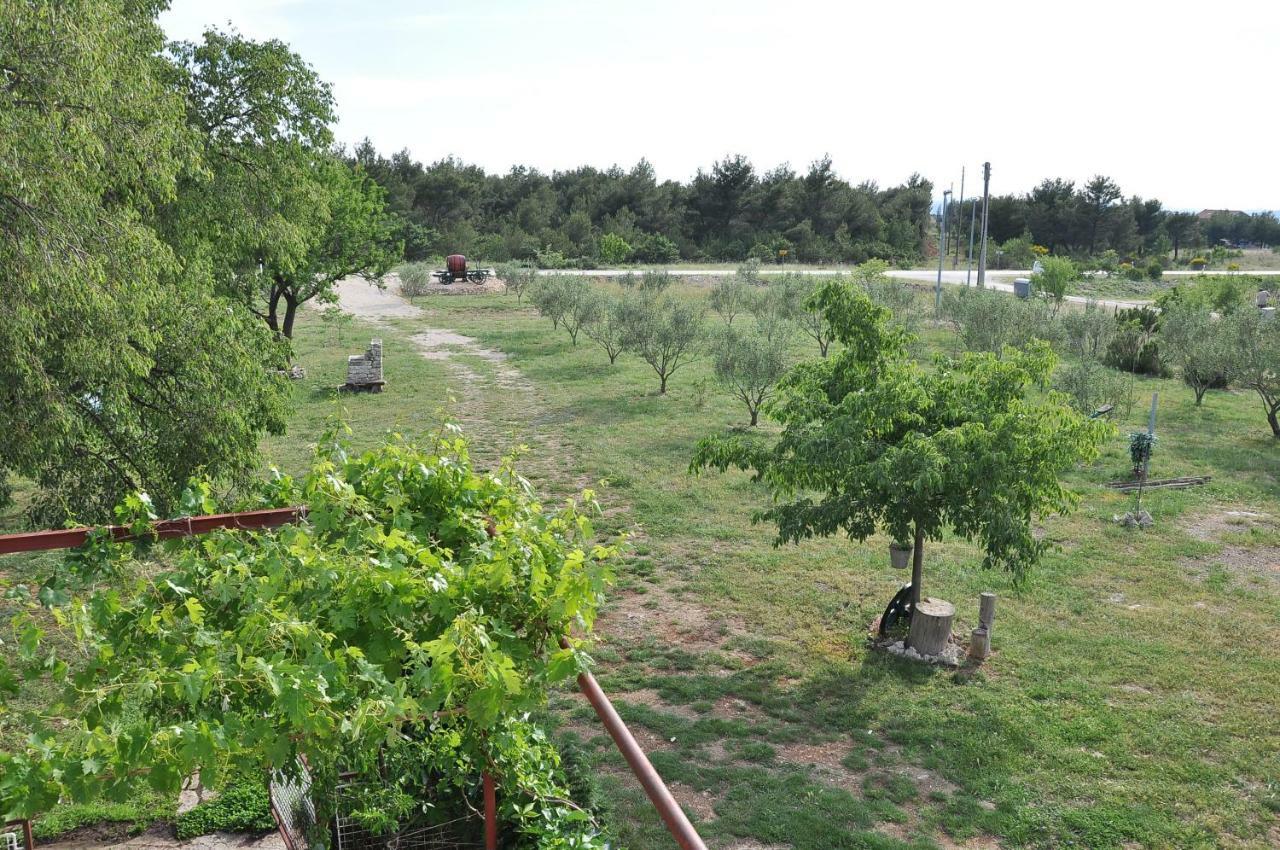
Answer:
[[4, 820, 34, 850], [0, 507, 308, 555], [483, 771, 497, 850], [567, 641, 707, 850]]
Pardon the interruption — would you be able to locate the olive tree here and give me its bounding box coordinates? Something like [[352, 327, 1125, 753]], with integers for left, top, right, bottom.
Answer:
[[498, 263, 538, 302], [941, 287, 1060, 357], [621, 295, 705, 393], [712, 320, 792, 425], [530, 275, 570, 329], [583, 292, 630, 364], [1227, 309, 1280, 436], [693, 282, 1107, 626], [559, 278, 602, 345], [398, 261, 435, 299], [709, 276, 751, 326], [1159, 302, 1235, 407], [858, 259, 919, 337], [1055, 300, 1130, 414]]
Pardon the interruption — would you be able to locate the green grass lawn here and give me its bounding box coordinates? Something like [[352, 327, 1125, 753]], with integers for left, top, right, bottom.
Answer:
[[3, 283, 1278, 848]]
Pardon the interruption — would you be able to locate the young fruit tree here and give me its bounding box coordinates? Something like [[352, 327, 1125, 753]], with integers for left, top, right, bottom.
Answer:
[[621, 295, 705, 393], [0, 427, 617, 847], [712, 320, 793, 425], [790, 275, 838, 356], [1032, 255, 1077, 315], [691, 282, 1108, 649]]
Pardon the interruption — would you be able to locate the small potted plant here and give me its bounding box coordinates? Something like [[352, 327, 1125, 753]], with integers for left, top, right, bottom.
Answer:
[[889, 540, 911, 569]]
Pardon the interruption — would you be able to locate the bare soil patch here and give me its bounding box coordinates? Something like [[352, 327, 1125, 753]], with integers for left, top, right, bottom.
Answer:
[[667, 781, 719, 822], [1179, 508, 1280, 585], [1182, 508, 1272, 542]]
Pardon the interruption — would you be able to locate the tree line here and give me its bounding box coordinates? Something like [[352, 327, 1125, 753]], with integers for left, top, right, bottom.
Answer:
[[356, 147, 1279, 269], [352, 145, 937, 266], [977, 176, 1280, 262]]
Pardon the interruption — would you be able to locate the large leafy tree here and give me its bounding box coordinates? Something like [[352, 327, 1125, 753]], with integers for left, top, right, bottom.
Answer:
[[0, 0, 288, 521], [166, 30, 399, 338], [692, 282, 1107, 619]]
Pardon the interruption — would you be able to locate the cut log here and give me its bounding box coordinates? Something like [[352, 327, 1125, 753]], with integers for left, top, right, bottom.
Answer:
[[979, 592, 997, 633], [968, 627, 990, 661], [907, 597, 955, 656], [1104, 476, 1210, 492]]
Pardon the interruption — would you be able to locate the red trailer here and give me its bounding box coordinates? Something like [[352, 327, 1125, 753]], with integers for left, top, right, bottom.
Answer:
[[432, 254, 492, 284]]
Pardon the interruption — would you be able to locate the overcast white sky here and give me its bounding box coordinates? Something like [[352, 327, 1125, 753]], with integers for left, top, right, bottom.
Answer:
[[160, 0, 1280, 210]]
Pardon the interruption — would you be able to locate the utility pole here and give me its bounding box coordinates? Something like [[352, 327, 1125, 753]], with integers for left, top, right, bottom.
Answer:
[[953, 167, 965, 269], [976, 161, 991, 288], [966, 189, 977, 286], [936, 189, 950, 311]]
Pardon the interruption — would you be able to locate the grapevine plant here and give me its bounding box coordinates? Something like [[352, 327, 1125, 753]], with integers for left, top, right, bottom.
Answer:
[[0, 425, 617, 848]]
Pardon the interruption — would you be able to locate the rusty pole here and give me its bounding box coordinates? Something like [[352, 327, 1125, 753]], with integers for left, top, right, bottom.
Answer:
[[483, 772, 497, 850], [570, 655, 707, 850], [0, 507, 308, 555]]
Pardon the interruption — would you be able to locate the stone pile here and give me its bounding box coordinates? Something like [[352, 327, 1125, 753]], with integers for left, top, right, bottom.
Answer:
[[342, 339, 384, 392]]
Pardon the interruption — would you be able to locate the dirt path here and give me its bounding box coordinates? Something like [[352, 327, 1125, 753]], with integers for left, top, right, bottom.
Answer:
[[331, 279, 576, 496]]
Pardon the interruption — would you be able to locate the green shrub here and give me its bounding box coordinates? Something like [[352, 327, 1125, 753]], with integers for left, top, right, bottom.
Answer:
[[397, 261, 436, 298], [1156, 275, 1253, 315], [535, 246, 568, 269], [1189, 257, 1207, 270], [1146, 260, 1164, 282], [1122, 263, 1144, 282], [598, 233, 632, 266], [175, 774, 275, 840], [631, 232, 680, 264], [1104, 307, 1167, 376]]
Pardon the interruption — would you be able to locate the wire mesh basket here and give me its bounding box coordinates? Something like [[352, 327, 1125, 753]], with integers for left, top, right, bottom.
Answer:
[[269, 758, 485, 850]]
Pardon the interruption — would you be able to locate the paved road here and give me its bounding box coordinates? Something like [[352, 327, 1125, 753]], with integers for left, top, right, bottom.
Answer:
[[540, 266, 1280, 311]]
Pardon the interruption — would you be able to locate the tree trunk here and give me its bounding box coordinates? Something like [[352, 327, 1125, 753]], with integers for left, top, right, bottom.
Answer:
[[267, 283, 283, 335], [909, 526, 924, 605], [659, 373, 667, 394], [749, 406, 759, 426], [281, 293, 300, 339], [1194, 385, 1207, 406], [1269, 408, 1280, 438]]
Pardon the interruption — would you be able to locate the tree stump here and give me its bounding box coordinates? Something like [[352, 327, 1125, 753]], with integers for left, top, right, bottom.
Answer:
[[968, 627, 990, 661], [908, 597, 955, 656]]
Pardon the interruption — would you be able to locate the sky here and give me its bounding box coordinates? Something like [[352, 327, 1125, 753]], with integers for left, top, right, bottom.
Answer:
[[159, 0, 1280, 211]]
